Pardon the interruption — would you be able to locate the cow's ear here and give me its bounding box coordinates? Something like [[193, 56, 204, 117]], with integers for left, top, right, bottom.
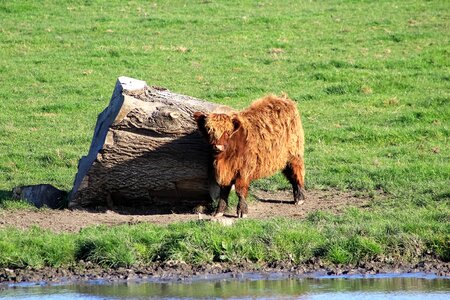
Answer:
[[193, 112, 207, 136], [193, 112, 205, 123]]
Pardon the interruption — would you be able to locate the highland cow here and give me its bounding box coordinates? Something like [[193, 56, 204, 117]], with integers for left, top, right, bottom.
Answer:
[[194, 95, 305, 218]]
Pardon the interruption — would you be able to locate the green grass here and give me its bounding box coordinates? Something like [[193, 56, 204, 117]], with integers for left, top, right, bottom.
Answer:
[[0, 204, 448, 269], [0, 0, 449, 269], [0, 199, 35, 210]]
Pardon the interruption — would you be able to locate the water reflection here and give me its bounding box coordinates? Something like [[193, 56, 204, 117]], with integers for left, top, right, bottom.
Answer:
[[1, 276, 449, 299], [74, 277, 450, 299]]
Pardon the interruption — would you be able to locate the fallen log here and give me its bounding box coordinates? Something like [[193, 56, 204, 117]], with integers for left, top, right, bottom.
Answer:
[[68, 76, 229, 211]]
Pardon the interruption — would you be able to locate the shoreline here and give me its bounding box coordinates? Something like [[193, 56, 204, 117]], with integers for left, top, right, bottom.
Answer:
[[1, 259, 449, 287]]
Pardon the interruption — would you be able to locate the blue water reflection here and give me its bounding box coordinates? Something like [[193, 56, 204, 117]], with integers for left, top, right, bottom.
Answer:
[[1, 274, 449, 299]]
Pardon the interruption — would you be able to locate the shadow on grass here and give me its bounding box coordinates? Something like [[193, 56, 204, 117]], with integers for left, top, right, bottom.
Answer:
[[0, 189, 12, 203]]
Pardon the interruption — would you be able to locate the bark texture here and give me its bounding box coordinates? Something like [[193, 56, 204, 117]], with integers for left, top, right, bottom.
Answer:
[[69, 77, 224, 210]]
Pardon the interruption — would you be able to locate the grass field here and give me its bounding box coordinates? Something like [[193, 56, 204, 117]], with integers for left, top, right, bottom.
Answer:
[[0, 0, 448, 269]]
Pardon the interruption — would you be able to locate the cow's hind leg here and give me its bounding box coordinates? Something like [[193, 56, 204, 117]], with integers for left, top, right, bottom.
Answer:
[[282, 157, 306, 205], [214, 185, 232, 217], [235, 177, 249, 218]]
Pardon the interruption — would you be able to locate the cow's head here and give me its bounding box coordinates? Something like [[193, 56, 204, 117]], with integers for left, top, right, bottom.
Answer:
[[193, 112, 241, 153]]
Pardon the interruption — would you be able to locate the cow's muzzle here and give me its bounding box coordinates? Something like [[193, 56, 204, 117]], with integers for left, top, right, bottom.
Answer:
[[213, 144, 225, 152]]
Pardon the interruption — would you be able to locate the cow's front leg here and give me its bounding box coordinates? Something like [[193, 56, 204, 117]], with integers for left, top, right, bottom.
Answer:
[[214, 185, 232, 217], [235, 178, 249, 218]]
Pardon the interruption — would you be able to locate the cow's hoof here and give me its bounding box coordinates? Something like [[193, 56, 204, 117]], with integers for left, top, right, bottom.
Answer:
[[294, 200, 305, 206], [213, 212, 224, 218], [236, 210, 248, 218], [299, 189, 306, 200]]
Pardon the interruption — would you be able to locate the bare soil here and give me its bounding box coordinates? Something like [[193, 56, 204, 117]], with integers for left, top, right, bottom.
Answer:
[[0, 189, 371, 233]]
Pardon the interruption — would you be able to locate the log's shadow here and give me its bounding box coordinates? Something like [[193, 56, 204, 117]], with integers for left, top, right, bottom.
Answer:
[[80, 205, 203, 216]]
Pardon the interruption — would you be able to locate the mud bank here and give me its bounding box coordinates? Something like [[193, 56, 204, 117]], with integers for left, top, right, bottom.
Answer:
[[1, 258, 448, 286]]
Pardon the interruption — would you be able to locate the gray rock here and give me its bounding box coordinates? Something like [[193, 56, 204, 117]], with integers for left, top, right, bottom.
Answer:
[[11, 184, 67, 209]]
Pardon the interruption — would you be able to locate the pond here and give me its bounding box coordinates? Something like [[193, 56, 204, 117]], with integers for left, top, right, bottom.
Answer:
[[1, 273, 449, 299]]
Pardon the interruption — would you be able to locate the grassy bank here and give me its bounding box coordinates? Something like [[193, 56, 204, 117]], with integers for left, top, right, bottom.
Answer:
[[0, 0, 449, 269], [0, 204, 448, 269]]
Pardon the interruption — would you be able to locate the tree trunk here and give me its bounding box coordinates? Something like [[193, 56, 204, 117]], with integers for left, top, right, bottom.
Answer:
[[68, 76, 226, 211]]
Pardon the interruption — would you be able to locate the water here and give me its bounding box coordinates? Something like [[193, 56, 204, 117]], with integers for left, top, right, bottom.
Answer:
[[1, 274, 449, 299]]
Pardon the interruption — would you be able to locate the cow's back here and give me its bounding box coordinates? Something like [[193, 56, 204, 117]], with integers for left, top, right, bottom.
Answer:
[[238, 95, 304, 180]]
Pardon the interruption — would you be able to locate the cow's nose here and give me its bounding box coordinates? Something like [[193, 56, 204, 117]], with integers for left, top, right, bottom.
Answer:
[[214, 145, 225, 152]]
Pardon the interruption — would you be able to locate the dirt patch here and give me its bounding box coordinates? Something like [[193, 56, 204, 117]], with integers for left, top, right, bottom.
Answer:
[[0, 189, 371, 233], [250, 189, 369, 219]]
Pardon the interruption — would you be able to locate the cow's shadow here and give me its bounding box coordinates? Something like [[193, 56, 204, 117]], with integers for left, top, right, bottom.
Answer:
[[252, 193, 293, 204], [254, 198, 289, 204]]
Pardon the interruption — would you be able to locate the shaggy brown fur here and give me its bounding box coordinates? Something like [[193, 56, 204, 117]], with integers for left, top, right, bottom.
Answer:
[[194, 95, 305, 218]]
